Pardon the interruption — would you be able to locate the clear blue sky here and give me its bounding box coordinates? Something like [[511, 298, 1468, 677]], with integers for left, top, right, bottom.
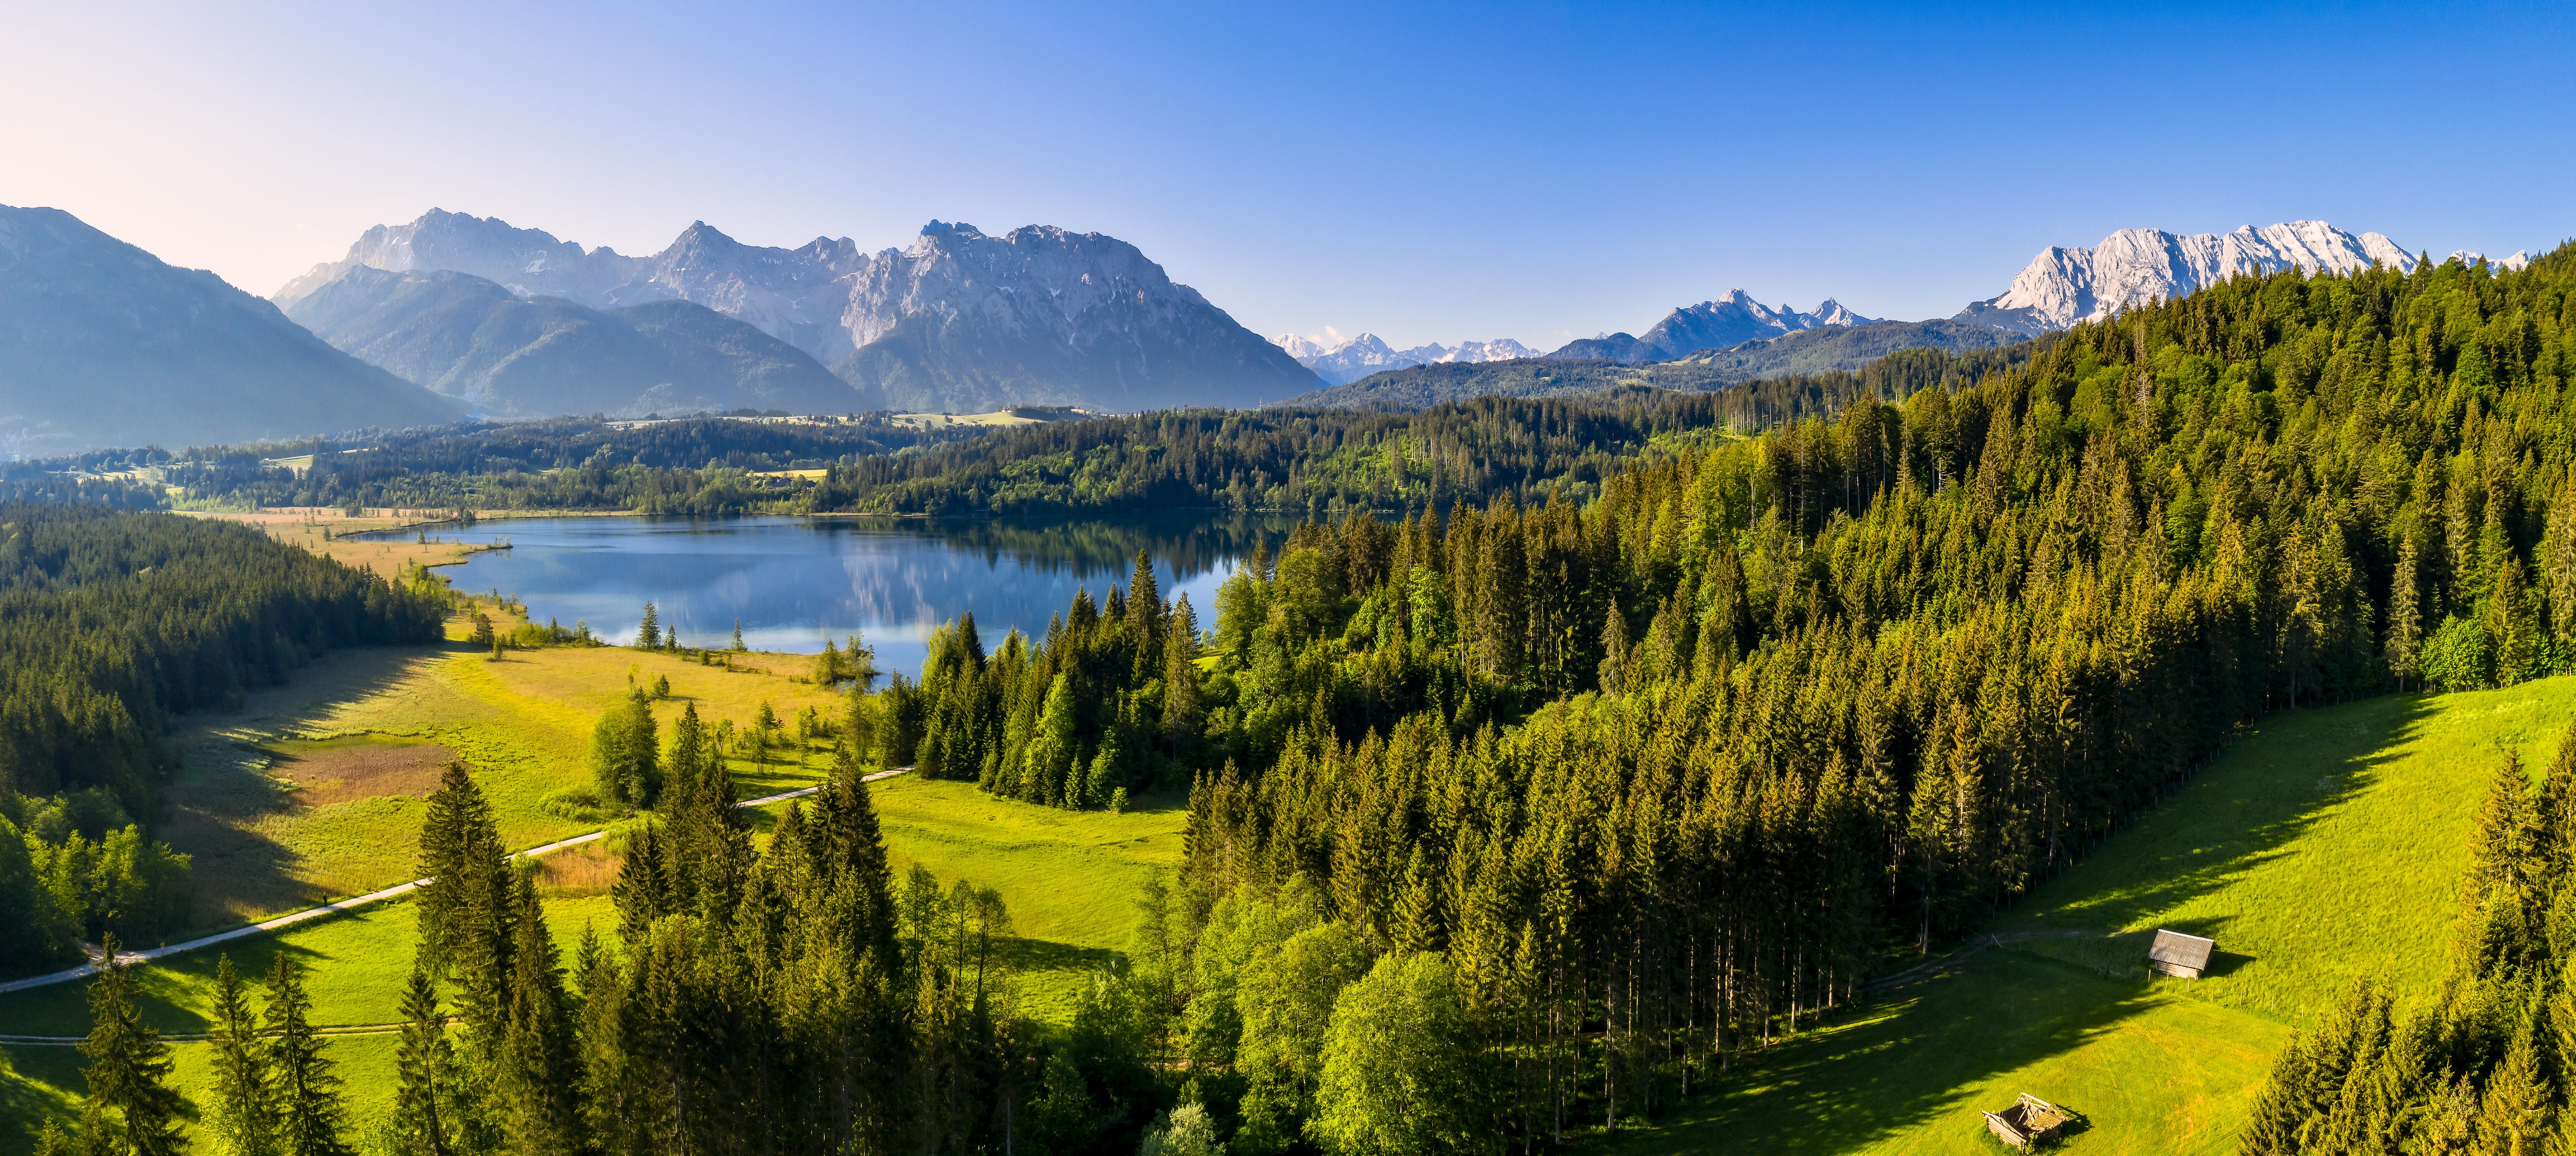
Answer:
[[4, 1, 2568, 350]]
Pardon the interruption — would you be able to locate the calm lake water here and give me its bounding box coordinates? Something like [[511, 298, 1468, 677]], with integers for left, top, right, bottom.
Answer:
[[401, 514, 1294, 676]]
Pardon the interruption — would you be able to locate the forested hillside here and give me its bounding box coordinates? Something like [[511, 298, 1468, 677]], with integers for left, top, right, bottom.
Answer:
[[0, 505, 445, 974], [41, 249, 2576, 1156], [784, 245, 2576, 1152], [119, 347, 2025, 521], [805, 351, 2003, 517], [0, 504, 446, 805], [151, 416, 975, 514]]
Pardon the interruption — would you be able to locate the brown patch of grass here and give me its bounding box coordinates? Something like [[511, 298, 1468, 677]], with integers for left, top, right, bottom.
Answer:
[[267, 738, 457, 806], [535, 844, 621, 898]]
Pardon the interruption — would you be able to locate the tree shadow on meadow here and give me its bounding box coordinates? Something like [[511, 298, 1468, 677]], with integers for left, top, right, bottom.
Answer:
[[1610, 693, 2446, 1154], [2001, 692, 2441, 940], [157, 644, 452, 929], [1613, 953, 2163, 1154]]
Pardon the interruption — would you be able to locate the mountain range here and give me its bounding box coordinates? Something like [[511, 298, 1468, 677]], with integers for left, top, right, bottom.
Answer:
[[282, 268, 860, 419], [1954, 221, 2508, 334], [1271, 333, 1543, 386], [1549, 291, 1877, 362], [278, 211, 1318, 413], [0, 205, 458, 453]]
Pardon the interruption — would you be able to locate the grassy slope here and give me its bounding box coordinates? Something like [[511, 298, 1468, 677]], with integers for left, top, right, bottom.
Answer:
[[0, 673, 1177, 1148], [1607, 677, 2576, 1155], [870, 776, 1188, 1022], [157, 621, 848, 927]]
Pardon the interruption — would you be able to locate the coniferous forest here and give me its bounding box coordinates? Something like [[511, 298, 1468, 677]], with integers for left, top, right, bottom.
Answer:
[[0, 504, 445, 972], [38, 247, 2576, 1156]]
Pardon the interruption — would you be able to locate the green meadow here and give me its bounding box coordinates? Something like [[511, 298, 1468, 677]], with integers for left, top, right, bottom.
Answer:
[[1606, 676, 2576, 1155]]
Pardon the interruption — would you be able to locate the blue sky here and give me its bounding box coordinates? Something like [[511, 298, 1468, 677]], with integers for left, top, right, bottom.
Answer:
[[4, 1, 2569, 349]]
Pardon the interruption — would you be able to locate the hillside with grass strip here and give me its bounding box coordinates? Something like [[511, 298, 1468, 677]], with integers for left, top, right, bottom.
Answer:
[[1604, 676, 2576, 1154]]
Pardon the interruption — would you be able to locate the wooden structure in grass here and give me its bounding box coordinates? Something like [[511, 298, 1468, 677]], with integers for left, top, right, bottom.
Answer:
[[2149, 928, 2217, 979], [1981, 1093, 2072, 1149]]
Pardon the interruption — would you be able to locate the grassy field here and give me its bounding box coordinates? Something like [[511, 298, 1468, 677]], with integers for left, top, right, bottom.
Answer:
[[0, 894, 615, 1151], [152, 626, 849, 928], [1605, 677, 2576, 1155], [870, 776, 1189, 1022]]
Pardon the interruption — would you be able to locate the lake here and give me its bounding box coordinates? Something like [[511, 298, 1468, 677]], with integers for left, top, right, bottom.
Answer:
[[400, 513, 1294, 675]]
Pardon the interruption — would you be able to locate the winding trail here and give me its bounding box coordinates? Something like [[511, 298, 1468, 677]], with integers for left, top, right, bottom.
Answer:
[[0, 769, 908, 999]]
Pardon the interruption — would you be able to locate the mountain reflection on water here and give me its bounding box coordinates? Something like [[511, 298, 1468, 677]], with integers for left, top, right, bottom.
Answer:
[[393, 513, 1297, 675]]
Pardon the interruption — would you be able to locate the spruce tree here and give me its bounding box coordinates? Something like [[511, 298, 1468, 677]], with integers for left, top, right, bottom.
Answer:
[[416, 761, 500, 978], [76, 936, 184, 1156], [2389, 533, 2424, 690], [390, 966, 456, 1156], [1394, 844, 1445, 953], [636, 602, 659, 649], [205, 953, 275, 1156], [732, 618, 745, 651], [494, 871, 583, 1153], [266, 952, 353, 1156]]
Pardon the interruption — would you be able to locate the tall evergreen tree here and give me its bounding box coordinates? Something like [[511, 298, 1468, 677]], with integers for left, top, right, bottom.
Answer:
[[266, 952, 353, 1156], [493, 870, 582, 1153], [77, 936, 184, 1156], [390, 966, 456, 1156], [205, 953, 275, 1156]]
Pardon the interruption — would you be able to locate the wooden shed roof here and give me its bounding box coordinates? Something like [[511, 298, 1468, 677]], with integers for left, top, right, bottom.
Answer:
[[2149, 929, 2215, 971]]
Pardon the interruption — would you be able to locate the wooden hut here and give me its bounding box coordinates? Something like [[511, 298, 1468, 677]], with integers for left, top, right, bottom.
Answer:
[[1981, 1093, 2072, 1149], [2148, 929, 2216, 979]]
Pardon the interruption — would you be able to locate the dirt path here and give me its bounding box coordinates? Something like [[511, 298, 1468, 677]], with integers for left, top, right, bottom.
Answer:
[[0, 769, 908, 997]]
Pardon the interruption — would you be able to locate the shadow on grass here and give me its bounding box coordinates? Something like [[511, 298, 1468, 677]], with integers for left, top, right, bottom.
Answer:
[[1611, 954, 2161, 1154], [154, 645, 459, 932], [0, 1043, 82, 1151], [2005, 693, 2439, 936], [1612, 692, 2447, 1154]]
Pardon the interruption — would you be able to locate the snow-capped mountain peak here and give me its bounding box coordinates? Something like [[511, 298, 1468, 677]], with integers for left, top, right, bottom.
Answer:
[[2449, 249, 2532, 271], [1270, 331, 1542, 386], [1957, 221, 2451, 335]]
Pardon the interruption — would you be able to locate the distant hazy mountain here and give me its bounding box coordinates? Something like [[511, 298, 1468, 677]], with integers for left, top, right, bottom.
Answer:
[[280, 212, 1317, 412], [283, 267, 863, 418], [1549, 291, 1875, 362], [1281, 318, 2025, 412], [1958, 222, 2424, 335], [1667, 319, 2023, 380], [1271, 333, 1542, 386], [0, 205, 459, 453]]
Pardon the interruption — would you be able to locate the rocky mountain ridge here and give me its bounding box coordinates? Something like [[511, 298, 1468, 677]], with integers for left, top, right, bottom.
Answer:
[[280, 212, 1317, 413], [1954, 221, 2496, 334], [283, 267, 862, 419], [1548, 290, 1877, 362]]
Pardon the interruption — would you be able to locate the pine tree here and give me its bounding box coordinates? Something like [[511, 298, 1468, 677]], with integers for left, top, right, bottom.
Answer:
[[1023, 675, 1077, 805], [636, 602, 660, 650], [266, 951, 353, 1156], [390, 966, 456, 1156], [612, 821, 670, 946], [2389, 532, 2424, 690], [1394, 844, 1445, 953], [416, 761, 500, 978], [494, 870, 583, 1153], [205, 953, 275, 1156], [2478, 1020, 2554, 1152], [1597, 598, 1628, 695], [78, 935, 184, 1156], [732, 618, 745, 652]]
